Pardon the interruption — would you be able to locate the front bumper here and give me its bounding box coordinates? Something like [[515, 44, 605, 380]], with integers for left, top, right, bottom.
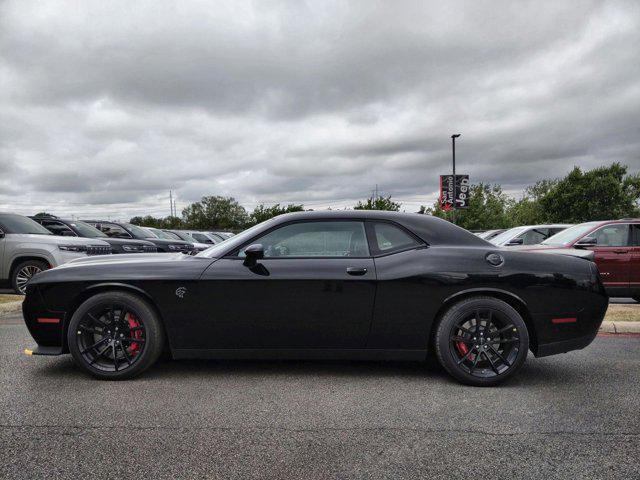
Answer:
[[22, 286, 67, 354], [24, 346, 63, 356]]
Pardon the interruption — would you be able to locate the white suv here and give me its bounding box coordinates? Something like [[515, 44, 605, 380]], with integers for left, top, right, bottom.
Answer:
[[0, 213, 112, 294]]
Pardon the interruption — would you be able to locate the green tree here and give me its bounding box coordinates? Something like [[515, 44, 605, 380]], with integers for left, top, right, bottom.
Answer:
[[354, 195, 401, 211], [248, 203, 304, 225], [182, 196, 248, 230], [129, 215, 184, 229], [420, 183, 514, 230], [534, 163, 640, 222], [508, 179, 557, 225]]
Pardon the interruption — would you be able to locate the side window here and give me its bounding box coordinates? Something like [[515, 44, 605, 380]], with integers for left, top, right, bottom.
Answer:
[[632, 225, 640, 246], [590, 225, 630, 247], [548, 227, 566, 237], [98, 223, 131, 238], [242, 221, 369, 258], [372, 222, 422, 254], [519, 228, 548, 245], [42, 221, 75, 236]]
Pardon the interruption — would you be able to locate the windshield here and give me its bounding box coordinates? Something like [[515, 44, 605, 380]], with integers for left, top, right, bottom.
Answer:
[[489, 227, 526, 245], [70, 221, 107, 238], [124, 223, 156, 239], [191, 232, 211, 243], [0, 214, 52, 235], [148, 227, 178, 240], [196, 219, 279, 258], [541, 222, 599, 246]]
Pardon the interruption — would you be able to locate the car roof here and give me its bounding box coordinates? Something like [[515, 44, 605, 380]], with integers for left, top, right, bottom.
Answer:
[[266, 210, 489, 247]]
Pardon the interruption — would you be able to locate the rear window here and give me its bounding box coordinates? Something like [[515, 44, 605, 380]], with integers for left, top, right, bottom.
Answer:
[[372, 222, 422, 254]]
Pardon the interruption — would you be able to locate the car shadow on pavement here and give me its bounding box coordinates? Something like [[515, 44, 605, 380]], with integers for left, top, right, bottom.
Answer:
[[31, 354, 588, 388]]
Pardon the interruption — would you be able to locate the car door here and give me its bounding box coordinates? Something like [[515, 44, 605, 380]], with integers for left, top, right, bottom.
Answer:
[[586, 224, 632, 296], [193, 220, 376, 349], [629, 224, 640, 297]]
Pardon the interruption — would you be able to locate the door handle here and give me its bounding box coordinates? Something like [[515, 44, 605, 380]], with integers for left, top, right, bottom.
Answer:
[[613, 250, 629, 254], [346, 267, 367, 276]]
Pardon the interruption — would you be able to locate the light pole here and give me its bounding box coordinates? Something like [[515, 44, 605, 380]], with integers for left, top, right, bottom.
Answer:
[[451, 134, 461, 224]]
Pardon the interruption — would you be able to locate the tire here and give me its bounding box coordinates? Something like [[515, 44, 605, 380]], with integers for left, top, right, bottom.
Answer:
[[434, 296, 529, 387], [11, 259, 48, 295], [67, 291, 164, 380]]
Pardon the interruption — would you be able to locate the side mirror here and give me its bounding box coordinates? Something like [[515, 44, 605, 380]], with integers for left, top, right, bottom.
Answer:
[[506, 237, 524, 246], [243, 244, 264, 267], [575, 236, 597, 248], [0, 229, 4, 239]]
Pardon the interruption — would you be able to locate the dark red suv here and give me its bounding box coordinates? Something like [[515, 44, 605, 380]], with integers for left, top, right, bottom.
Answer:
[[523, 219, 640, 300]]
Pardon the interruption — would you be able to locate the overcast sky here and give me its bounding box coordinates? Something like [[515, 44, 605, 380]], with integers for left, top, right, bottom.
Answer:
[[1, 0, 639, 219]]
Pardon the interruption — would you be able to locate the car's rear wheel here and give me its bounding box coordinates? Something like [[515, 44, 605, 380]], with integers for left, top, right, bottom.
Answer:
[[434, 296, 529, 387], [67, 291, 164, 380], [12, 259, 48, 295]]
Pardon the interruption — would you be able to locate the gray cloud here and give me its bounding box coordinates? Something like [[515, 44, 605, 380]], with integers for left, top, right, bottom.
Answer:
[[1, 0, 639, 219]]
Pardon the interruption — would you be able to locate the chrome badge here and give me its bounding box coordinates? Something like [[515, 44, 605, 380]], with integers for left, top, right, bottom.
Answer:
[[175, 286, 187, 298]]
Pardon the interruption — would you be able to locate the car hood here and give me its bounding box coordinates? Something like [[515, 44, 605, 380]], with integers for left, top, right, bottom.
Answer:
[[8, 233, 110, 246], [29, 252, 214, 286], [505, 244, 595, 261], [506, 244, 574, 252], [63, 252, 185, 267], [99, 237, 156, 246], [141, 237, 192, 246]]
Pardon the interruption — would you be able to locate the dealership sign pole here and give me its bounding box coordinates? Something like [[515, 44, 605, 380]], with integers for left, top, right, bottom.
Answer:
[[451, 134, 459, 224]]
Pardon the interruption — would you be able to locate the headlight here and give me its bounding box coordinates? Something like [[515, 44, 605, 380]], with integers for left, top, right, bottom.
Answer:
[[167, 244, 183, 251], [122, 244, 143, 252], [59, 244, 87, 252]]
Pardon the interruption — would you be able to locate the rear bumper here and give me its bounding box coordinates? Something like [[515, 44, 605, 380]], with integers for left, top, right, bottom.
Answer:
[[534, 331, 599, 357]]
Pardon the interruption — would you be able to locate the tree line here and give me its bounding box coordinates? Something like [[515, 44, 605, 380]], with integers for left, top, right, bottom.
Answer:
[[130, 163, 640, 231]]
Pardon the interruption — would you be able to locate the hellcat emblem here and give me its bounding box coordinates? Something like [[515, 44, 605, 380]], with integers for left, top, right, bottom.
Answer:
[[175, 287, 187, 298]]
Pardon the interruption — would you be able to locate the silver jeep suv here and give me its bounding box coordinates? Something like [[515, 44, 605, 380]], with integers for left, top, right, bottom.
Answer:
[[0, 213, 111, 294]]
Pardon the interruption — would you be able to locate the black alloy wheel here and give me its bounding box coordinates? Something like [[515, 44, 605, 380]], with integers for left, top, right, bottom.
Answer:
[[435, 296, 529, 386], [68, 292, 164, 379]]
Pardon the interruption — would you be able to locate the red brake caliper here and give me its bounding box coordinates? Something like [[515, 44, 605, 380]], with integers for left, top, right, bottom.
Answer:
[[455, 329, 469, 357], [455, 340, 469, 356], [125, 313, 142, 356]]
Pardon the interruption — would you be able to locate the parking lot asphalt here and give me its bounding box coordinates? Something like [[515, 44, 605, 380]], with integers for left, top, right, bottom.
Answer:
[[1, 310, 639, 480]]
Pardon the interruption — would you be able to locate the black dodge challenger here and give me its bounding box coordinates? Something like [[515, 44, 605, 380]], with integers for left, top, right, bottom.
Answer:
[[22, 211, 608, 386]]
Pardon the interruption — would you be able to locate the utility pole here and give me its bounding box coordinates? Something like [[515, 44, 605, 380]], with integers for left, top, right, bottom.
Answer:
[[451, 134, 461, 224], [169, 190, 173, 217]]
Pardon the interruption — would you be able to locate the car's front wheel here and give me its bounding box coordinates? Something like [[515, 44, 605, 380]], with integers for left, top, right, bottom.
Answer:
[[434, 296, 529, 387], [12, 259, 49, 295], [67, 291, 164, 380]]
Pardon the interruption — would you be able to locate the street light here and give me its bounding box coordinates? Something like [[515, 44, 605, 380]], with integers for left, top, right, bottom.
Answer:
[[451, 134, 461, 224]]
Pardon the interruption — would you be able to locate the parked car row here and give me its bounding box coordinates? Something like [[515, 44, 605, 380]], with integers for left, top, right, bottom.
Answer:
[[476, 218, 640, 300], [0, 212, 233, 294]]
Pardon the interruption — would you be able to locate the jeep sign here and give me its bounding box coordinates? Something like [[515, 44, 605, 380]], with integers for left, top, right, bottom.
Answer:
[[439, 175, 470, 210]]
